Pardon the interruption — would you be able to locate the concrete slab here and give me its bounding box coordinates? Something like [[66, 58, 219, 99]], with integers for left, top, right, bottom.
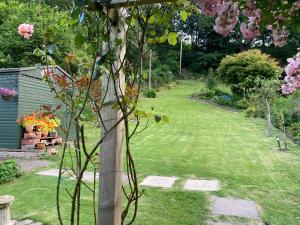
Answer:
[[36, 168, 70, 177], [183, 179, 220, 191], [140, 175, 177, 188], [38, 169, 128, 183], [15, 219, 34, 225], [212, 196, 259, 219], [208, 221, 243, 225], [17, 160, 50, 172]]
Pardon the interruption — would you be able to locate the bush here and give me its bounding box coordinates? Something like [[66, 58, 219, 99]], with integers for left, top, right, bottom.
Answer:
[[206, 69, 217, 90], [152, 64, 174, 87], [0, 160, 23, 184], [213, 94, 233, 107], [144, 88, 157, 98], [217, 49, 282, 98], [288, 123, 300, 142]]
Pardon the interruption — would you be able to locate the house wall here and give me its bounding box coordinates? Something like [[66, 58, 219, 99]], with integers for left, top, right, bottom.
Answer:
[[0, 73, 19, 149]]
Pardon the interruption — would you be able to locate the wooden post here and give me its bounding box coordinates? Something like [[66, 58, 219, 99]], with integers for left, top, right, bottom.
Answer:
[[99, 7, 128, 225], [179, 39, 183, 77], [148, 50, 152, 89]]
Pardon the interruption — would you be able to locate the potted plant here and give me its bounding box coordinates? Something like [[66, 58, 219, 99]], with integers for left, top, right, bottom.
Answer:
[[16, 113, 38, 133], [36, 142, 46, 150], [48, 117, 61, 137], [0, 88, 18, 101]]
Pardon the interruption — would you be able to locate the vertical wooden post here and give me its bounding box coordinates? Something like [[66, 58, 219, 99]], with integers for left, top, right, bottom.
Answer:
[[148, 50, 152, 89], [99, 7, 128, 225], [179, 39, 183, 77]]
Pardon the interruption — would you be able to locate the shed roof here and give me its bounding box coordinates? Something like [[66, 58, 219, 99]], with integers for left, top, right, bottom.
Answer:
[[0, 66, 70, 79]]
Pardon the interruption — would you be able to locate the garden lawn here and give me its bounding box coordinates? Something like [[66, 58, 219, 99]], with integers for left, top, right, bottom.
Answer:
[[1, 80, 300, 225]]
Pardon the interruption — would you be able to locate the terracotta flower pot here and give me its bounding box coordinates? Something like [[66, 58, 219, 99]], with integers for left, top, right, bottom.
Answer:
[[36, 132, 42, 138], [49, 131, 57, 137], [36, 142, 46, 150], [42, 132, 49, 137], [25, 125, 34, 133]]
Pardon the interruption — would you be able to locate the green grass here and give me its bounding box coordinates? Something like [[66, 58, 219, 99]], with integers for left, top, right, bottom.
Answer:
[[1, 80, 300, 225]]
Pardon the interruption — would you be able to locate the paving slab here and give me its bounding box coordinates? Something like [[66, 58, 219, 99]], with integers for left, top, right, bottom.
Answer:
[[15, 219, 34, 225], [36, 168, 70, 177], [37, 169, 128, 183], [183, 179, 220, 191], [140, 176, 177, 188], [208, 221, 243, 225], [212, 196, 259, 219], [17, 160, 50, 172]]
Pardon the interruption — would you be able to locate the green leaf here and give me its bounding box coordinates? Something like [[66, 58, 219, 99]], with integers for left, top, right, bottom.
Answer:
[[115, 38, 123, 46], [75, 34, 85, 48], [142, 71, 148, 80], [168, 32, 178, 46], [148, 15, 156, 24], [180, 11, 188, 22], [150, 30, 157, 36], [162, 115, 170, 123], [147, 38, 155, 45]]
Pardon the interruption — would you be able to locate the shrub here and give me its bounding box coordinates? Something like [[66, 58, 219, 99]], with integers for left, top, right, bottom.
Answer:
[[144, 88, 157, 98], [0, 160, 23, 184], [213, 94, 233, 107], [152, 64, 174, 87], [206, 69, 217, 90], [288, 123, 300, 142], [217, 49, 282, 98]]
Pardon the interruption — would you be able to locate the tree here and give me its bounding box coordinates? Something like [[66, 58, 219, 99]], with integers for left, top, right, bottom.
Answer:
[[217, 49, 282, 98], [253, 79, 281, 137]]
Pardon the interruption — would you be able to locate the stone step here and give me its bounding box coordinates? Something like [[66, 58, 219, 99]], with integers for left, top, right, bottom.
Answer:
[[0, 151, 41, 159]]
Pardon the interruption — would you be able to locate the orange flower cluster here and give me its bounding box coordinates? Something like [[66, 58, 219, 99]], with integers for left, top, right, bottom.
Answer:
[[17, 112, 61, 133], [17, 113, 39, 127]]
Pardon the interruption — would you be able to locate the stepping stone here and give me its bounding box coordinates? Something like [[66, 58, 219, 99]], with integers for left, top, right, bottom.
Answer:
[[140, 176, 177, 188], [17, 160, 50, 172], [36, 169, 70, 177], [183, 179, 220, 191], [37, 169, 128, 183], [16, 219, 34, 225], [208, 221, 243, 225], [212, 196, 259, 219]]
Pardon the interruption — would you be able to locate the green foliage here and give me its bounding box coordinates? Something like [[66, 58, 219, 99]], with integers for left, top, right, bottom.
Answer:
[[151, 64, 175, 87], [217, 49, 282, 97], [185, 51, 225, 75], [206, 69, 217, 90], [143, 88, 157, 98], [288, 123, 300, 142], [0, 160, 23, 185], [272, 97, 295, 129], [0, 1, 76, 68]]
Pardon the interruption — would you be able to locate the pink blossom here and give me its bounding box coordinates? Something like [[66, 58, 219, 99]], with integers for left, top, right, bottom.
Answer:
[[272, 28, 288, 47], [0, 88, 17, 97], [18, 23, 34, 39], [213, 1, 239, 36], [282, 53, 300, 95], [197, 0, 223, 16], [242, 0, 258, 17], [240, 16, 261, 39], [296, 0, 300, 8]]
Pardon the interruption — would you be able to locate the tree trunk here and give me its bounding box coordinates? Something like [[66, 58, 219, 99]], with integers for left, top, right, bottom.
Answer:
[[265, 98, 272, 137], [148, 50, 152, 89], [98, 8, 128, 225]]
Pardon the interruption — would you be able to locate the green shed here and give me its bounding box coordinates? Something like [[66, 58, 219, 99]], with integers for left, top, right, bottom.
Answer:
[[0, 66, 71, 149]]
